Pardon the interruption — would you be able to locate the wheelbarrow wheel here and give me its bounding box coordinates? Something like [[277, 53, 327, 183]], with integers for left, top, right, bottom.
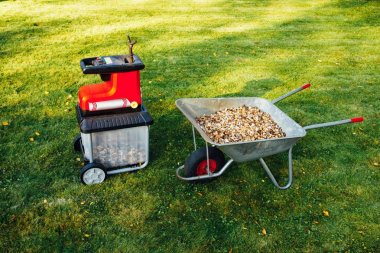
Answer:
[[80, 163, 107, 185], [73, 134, 82, 152], [184, 147, 225, 183]]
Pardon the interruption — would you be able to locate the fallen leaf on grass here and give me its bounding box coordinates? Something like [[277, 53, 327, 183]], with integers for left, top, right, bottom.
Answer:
[[2, 121, 9, 126], [262, 228, 267, 236], [322, 210, 329, 217]]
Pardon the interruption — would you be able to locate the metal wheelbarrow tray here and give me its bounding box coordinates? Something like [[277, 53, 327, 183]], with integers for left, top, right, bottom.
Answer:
[[176, 84, 364, 189]]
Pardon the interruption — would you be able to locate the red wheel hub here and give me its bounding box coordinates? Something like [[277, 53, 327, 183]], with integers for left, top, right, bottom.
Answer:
[[196, 159, 217, 176]]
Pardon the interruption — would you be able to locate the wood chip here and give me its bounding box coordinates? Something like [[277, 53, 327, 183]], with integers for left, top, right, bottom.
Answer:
[[94, 145, 146, 167], [196, 105, 286, 144]]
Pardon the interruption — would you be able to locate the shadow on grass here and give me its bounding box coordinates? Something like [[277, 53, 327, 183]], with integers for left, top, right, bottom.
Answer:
[[1, 0, 378, 251]]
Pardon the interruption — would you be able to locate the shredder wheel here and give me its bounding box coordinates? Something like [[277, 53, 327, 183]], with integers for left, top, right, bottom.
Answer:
[[73, 134, 82, 152], [184, 147, 225, 183], [80, 163, 107, 185]]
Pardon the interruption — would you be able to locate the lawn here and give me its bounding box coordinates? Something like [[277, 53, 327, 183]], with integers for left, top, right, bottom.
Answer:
[[1, 0, 379, 252]]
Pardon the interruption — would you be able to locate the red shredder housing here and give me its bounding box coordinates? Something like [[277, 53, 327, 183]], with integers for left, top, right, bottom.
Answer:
[[78, 71, 142, 111], [78, 54, 145, 114]]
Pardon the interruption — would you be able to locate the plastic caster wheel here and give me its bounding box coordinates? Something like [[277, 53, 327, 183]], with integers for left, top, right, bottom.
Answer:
[[184, 147, 225, 183], [73, 134, 82, 152], [80, 163, 107, 185]]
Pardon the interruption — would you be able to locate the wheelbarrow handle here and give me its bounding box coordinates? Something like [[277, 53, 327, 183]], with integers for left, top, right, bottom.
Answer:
[[303, 117, 364, 131], [272, 83, 311, 104]]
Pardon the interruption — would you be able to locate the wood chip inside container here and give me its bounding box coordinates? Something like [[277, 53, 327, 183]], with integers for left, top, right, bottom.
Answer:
[[196, 105, 286, 144]]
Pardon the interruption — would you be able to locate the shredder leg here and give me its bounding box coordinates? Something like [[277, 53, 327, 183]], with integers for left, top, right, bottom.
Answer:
[[259, 147, 294, 190]]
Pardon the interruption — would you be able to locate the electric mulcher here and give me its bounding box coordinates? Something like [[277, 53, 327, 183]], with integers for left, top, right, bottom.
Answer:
[[73, 35, 153, 185]]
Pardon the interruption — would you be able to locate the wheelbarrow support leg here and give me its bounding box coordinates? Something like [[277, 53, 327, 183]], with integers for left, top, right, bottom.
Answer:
[[259, 147, 293, 190]]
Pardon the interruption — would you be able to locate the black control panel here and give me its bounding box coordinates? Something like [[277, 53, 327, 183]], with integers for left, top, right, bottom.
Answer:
[[80, 54, 145, 74]]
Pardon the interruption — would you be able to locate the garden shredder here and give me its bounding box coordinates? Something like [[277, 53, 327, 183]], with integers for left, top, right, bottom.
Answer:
[[73, 35, 153, 185]]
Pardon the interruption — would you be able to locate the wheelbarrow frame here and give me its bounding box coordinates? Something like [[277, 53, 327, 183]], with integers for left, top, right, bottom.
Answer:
[[176, 84, 363, 189]]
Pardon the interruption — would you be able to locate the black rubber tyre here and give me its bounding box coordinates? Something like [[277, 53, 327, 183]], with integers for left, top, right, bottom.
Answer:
[[73, 134, 82, 152], [184, 147, 225, 183], [80, 163, 107, 185]]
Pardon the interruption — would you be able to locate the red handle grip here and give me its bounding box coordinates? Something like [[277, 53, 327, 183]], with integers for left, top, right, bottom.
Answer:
[[351, 117, 364, 123], [302, 83, 311, 89]]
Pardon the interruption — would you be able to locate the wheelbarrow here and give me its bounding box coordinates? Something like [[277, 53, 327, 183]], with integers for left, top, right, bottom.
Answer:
[[175, 84, 364, 189]]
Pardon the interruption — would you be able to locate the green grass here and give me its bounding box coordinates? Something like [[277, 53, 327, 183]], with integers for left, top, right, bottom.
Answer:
[[1, 0, 379, 252]]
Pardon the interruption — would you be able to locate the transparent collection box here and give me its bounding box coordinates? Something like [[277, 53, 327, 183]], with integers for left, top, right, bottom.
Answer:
[[81, 126, 149, 168]]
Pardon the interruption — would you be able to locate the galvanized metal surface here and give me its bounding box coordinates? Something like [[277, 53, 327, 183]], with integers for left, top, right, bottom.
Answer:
[[175, 86, 362, 189], [303, 118, 352, 130], [259, 147, 293, 190], [176, 97, 306, 162]]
